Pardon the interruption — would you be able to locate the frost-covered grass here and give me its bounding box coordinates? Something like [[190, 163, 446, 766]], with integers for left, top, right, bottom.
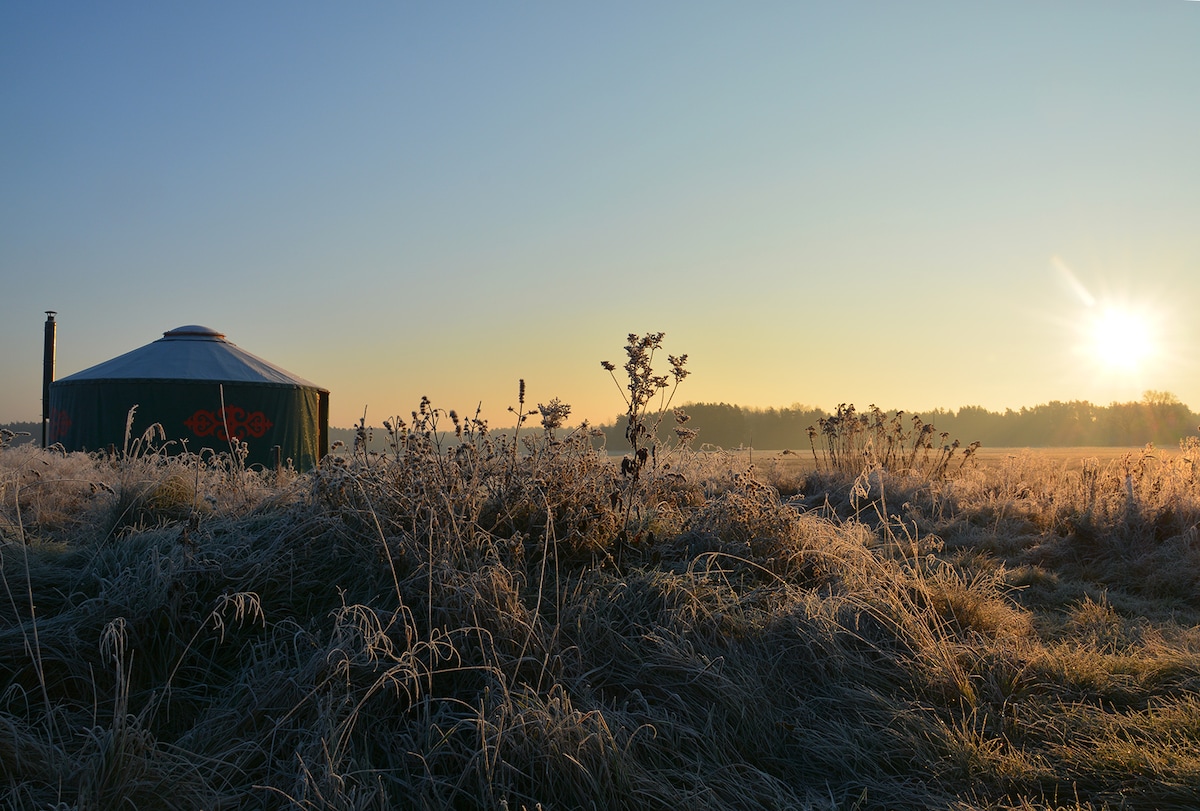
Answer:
[[4, 431, 1200, 810]]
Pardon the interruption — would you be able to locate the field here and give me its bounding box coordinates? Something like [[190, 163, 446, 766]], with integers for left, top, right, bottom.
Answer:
[[3, 406, 1200, 809], [724, 446, 1152, 476]]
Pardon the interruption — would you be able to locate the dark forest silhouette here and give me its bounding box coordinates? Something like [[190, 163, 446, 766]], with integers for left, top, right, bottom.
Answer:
[[597, 391, 1199, 452]]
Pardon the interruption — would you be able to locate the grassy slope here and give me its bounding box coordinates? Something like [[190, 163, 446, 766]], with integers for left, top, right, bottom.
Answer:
[[2, 428, 1199, 810]]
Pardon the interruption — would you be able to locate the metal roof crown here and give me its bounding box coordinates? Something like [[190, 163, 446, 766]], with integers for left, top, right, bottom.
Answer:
[[52, 326, 326, 390]]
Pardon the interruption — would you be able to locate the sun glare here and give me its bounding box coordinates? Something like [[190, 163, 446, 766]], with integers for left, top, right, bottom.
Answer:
[[1088, 305, 1157, 373]]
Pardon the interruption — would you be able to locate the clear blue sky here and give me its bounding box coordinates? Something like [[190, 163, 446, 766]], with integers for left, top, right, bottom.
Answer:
[[3, 2, 1198, 429]]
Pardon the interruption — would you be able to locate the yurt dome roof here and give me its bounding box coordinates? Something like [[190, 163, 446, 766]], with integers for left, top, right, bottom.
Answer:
[[53, 325, 326, 390]]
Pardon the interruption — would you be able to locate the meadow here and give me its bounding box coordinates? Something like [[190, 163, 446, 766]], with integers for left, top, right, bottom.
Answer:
[[3, 336, 1200, 810]]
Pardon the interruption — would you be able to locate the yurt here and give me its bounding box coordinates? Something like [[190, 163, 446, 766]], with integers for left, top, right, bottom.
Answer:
[[48, 325, 328, 470]]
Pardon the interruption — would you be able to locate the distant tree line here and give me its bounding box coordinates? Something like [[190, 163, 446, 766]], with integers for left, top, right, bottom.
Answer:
[[9, 391, 1198, 455], [595, 391, 1200, 452]]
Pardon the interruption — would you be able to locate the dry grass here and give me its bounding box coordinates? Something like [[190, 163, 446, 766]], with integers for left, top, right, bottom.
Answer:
[[3, 369, 1200, 808]]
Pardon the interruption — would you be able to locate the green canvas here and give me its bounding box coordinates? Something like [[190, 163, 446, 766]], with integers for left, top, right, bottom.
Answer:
[[49, 380, 327, 470]]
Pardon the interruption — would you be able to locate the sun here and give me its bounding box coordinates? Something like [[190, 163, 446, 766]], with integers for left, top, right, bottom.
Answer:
[[1087, 304, 1158, 373]]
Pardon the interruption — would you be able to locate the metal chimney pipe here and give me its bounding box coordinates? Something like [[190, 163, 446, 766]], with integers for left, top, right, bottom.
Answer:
[[43, 311, 56, 448]]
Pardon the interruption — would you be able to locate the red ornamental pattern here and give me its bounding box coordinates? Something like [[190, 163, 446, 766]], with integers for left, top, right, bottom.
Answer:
[[185, 406, 273, 441], [49, 408, 72, 443]]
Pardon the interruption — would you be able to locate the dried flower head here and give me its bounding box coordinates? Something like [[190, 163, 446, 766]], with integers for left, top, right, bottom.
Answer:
[[537, 398, 572, 434]]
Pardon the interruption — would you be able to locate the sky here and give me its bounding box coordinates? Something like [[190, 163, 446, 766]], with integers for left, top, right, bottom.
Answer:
[[3, 1, 1198, 430]]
